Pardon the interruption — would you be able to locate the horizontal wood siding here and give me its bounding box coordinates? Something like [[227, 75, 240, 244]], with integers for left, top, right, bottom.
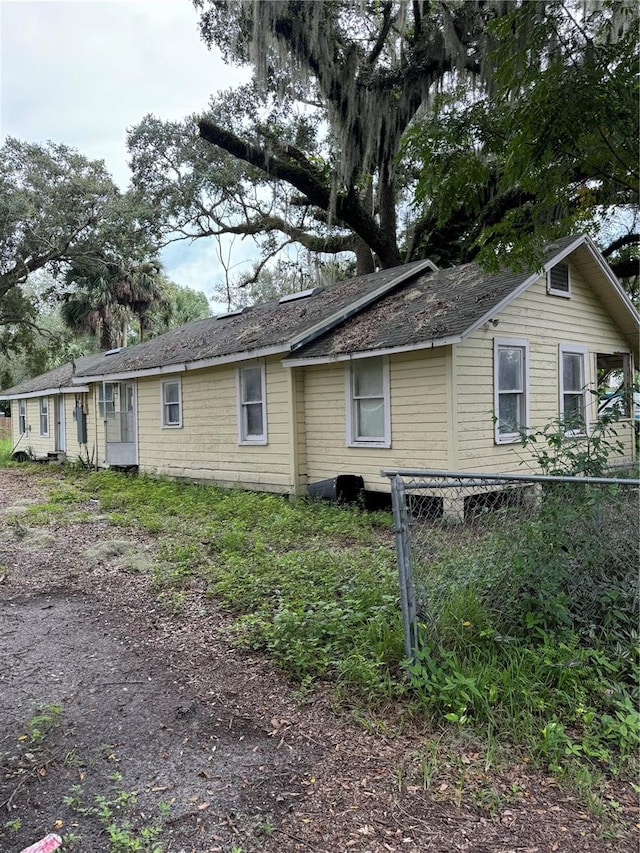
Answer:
[[303, 349, 451, 492], [455, 268, 636, 472], [10, 396, 55, 458], [136, 356, 295, 493], [8, 392, 99, 463], [294, 370, 308, 492], [63, 391, 98, 465]]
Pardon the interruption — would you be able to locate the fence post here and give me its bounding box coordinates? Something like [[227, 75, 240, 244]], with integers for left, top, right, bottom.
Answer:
[[390, 474, 419, 662]]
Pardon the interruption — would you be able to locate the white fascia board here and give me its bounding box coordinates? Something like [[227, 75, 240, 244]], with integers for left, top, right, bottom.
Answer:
[[460, 235, 640, 343], [284, 334, 462, 368], [458, 271, 542, 342], [461, 238, 585, 342], [582, 235, 640, 322], [72, 344, 288, 384], [289, 260, 436, 352], [541, 234, 587, 270], [0, 385, 89, 401]]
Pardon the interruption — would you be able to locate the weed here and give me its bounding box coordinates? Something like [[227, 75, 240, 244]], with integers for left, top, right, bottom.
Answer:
[[64, 771, 166, 852], [2, 818, 22, 832], [25, 703, 63, 747], [257, 814, 275, 837]]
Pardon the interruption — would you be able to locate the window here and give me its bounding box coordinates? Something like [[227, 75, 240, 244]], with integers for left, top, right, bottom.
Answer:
[[547, 261, 571, 297], [560, 345, 589, 434], [596, 352, 632, 420], [237, 364, 267, 444], [18, 400, 27, 434], [98, 383, 115, 419], [161, 379, 182, 428], [39, 397, 49, 436], [347, 356, 391, 447], [494, 339, 529, 443]]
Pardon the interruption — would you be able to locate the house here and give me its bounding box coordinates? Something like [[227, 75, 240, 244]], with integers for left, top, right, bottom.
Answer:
[[1, 235, 638, 498], [0, 353, 106, 464]]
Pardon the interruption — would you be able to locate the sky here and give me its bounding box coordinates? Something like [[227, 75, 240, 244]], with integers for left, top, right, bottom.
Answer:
[[0, 0, 251, 309]]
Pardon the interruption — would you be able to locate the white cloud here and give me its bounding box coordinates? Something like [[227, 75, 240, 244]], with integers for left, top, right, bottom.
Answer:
[[0, 0, 253, 294], [161, 236, 260, 312], [0, 0, 247, 187]]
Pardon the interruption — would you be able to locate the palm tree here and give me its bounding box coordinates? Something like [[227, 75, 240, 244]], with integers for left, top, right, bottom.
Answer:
[[61, 257, 128, 349], [61, 255, 167, 348]]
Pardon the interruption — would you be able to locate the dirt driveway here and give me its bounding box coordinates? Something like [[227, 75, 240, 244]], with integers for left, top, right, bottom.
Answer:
[[0, 467, 635, 852]]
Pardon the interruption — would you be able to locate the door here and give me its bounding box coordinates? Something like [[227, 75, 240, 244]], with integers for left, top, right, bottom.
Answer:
[[104, 381, 138, 465], [56, 396, 66, 452]]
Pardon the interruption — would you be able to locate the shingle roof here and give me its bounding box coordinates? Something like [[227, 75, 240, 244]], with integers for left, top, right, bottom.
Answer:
[[5, 235, 630, 391], [71, 260, 430, 378], [0, 353, 106, 398], [285, 236, 589, 361], [286, 263, 529, 360]]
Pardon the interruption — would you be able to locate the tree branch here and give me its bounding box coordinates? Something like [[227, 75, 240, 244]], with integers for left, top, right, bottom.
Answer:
[[197, 118, 401, 267]]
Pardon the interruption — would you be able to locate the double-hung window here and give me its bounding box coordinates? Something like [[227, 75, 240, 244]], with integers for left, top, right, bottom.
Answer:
[[494, 339, 529, 443], [560, 345, 589, 434], [161, 378, 182, 428], [347, 356, 391, 447], [18, 399, 27, 434], [237, 363, 267, 444], [39, 397, 49, 436]]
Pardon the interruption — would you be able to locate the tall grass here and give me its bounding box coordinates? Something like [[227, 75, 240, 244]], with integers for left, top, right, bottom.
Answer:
[[0, 436, 13, 465]]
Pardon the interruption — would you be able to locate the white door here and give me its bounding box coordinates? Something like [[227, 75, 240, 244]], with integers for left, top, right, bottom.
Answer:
[[56, 396, 66, 452]]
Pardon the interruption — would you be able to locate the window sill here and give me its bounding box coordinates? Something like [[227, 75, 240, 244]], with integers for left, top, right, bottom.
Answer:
[[494, 436, 520, 445], [547, 288, 571, 298], [239, 438, 268, 446], [347, 440, 391, 449]]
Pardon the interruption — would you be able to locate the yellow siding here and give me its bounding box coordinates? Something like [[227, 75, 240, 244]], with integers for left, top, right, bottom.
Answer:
[[9, 392, 99, 463], [62, 391, 99, 466], [135, 356, 296, 493], [9, 396, 55, 458], [303, 349, 451, 492], [455, 267, 636, 472]]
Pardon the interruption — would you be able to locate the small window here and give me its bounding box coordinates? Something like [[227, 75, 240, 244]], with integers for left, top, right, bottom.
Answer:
[[98, 383, 115, 419], [547, 262, 570, 297], [347, 356, 391, 447], [39, 397, 49, 436], [237, 364, 267, 444], [560, 345, 589, 434], [494, 339, 529, 443], [161, 379, 182, 428], [18, 399, 27, 434]]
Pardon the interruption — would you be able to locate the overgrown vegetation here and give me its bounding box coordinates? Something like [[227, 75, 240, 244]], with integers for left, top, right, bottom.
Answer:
[[410, 415, 638, 784], [14, 461, 640, 805], [0, 436, 12, 466]]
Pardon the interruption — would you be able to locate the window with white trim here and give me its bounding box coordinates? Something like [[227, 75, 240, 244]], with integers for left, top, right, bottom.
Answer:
[[547, 261, 571, 297], [98, 383, 115, 419], [18, 399, 27, 434], [39, 397, 49, 436], [494, 339, 529, 443], [560, 345, 589, 434], [237, 364, 267, 444], [161, 379, 182, 428], [347, 356, 391, 447]]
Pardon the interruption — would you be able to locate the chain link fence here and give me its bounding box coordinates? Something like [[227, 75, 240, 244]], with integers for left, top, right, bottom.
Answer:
[[381, 468, 640, 661]]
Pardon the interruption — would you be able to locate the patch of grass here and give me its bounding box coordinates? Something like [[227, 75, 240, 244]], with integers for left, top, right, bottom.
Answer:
[[12, 465, 638, 801], [0, 436, 13, 465]]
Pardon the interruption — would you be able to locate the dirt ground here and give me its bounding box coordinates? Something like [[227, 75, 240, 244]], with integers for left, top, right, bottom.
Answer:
[[0, 466, 637, 853]]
